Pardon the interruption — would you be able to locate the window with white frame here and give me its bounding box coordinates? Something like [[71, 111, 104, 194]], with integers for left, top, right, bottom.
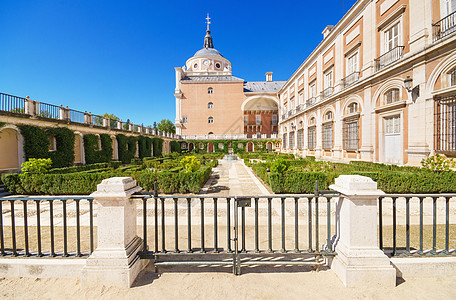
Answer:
[[310, 82, 316, 98], [256, 114, 261, 125], [449, 68, 456, 86], [384, 89, 400, 105], [441, 0, 456, 17], [182, 116, 188, 123], [283, 133, 288, 149], [289, 131, 295, 149], [299, 92, 304, 105], [208, 102, 213, 109], [325, 111, 333, 121], [208, 87, 213, 94], [272, 114, 278, 125], [343, 117, 359, 150], [347, 102, 359, 114], [385, 22, 400, 52], [324, 70, 333, 89], [244, 115, 248, 125], [308, 126, 316, 150], [290, 98, 295, 110], [208, 117, 214, 124], [347, 51, 359, 75]]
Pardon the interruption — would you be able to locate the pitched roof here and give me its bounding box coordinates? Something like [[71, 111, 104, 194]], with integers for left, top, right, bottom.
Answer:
[[181, 75, 244, 82], [243, 81, 286, 93]]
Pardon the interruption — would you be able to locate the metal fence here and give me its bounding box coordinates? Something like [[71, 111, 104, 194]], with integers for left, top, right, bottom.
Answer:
[[0, 196, 95, 257], [375, 46, 405, 72], [433, 11, 456, 42], [379, 194, 456, 257], [132, 188, 338, 275], [38, 102, 60, 119], [0, 93, 26, 114]]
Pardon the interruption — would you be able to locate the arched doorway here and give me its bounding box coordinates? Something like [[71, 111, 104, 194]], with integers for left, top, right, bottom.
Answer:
[[0, 126, 23, 171], [189, 143, 194, 152], [247, 142, 253, 152], [266, 142, 273, 151], [74, 133, 84, 164], [207, 142, 214, 152]]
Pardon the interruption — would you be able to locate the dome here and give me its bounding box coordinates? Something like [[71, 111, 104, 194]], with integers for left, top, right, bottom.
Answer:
[[193, 47, 223, 58]]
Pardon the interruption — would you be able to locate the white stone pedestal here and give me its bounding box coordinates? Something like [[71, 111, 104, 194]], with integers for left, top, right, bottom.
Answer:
[[329, 175, 396, 288], [83, 177, 147, 287]]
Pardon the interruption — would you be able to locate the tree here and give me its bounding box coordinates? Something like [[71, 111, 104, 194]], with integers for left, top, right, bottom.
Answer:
[[123, 119, 131, 130], [93, 113, 119, 127], [157, 119, 176, 134]]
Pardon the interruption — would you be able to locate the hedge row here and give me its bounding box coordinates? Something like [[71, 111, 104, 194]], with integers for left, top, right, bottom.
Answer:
[[2, 165, 213, 195], [83, 134, 113, 164], [252, 163, 456, 193], [47, 161, 122, 174]]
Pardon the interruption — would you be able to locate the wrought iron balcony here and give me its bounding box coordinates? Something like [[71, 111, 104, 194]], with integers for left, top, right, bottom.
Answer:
[[375, 46, 405, 72], [343, 72, 360, 88], [320, 87, 334, 100], [306, 97, 316, 107], [281, 113, 286, 120], [295, 104, 305, 113], [433, 11, 456, 42]]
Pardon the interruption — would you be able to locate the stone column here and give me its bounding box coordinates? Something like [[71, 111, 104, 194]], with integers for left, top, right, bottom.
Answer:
[[83, 177, 147, 287], [329, 175, 396, 288]]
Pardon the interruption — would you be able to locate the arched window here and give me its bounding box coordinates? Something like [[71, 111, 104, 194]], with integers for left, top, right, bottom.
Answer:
[[208, 132, 214, 135], [449, 68, 456, 86], [384, 89, 400, 105], [325, 111, 333, 121], [208, 87, 213, 94], [208, 117, 214, 124], [256, 132, 261, 139], [347, 102, 359, 114], [309, 117, 316, 125], [308, 118, 316, 150], [208, 102, 213, 109]]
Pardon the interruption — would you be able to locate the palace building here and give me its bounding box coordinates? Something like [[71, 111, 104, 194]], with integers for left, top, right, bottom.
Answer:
[[278, 0, 456, 165], [174, 15, 285, 141]]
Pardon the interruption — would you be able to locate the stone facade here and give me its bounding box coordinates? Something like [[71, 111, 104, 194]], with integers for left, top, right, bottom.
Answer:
[[279, 0, 456, 165]]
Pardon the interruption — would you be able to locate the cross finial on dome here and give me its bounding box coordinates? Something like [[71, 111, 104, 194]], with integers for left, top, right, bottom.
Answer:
[[206, 13, 211, 31]]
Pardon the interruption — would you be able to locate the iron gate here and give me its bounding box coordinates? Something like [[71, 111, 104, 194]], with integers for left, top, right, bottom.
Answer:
[[132, 183, 338, 275]]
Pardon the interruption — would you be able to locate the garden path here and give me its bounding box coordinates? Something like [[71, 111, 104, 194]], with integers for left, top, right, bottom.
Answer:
[[200, 158, 270, 196]]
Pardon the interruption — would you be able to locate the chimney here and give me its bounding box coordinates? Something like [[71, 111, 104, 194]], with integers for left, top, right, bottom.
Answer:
[[322, 25, 335, 39], [265, 72, 273, 82]]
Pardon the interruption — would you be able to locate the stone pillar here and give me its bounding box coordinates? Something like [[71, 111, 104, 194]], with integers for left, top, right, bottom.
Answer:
[[117, 121, 123, 130], [128, 123, 134, 132], [103, 118, 109, 128], [84, 177, 146, 287], [329, 175, 396, 288]]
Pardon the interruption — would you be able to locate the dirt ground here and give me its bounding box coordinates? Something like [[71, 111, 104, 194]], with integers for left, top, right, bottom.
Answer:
[[1, 263, 456, 300]]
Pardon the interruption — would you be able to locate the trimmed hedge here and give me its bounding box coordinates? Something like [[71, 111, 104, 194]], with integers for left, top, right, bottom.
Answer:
[[117, 134, 138, 163], [1, 165, 213, 195], [83, 134, 113, 164], [18, 125, 75, 168], [152, 138, 163, 157], [138, 136, 153, 159]]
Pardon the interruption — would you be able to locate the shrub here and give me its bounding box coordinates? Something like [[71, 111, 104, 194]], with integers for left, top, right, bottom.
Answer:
[[270, 158, 290, 173], [152, 138, 164, 157], [180, 156, 200, 173], [138, 136, 153, 159], [48, 162, 108, 174], [84, 134, 113, 164], [421, 154, 456, 172], [21, 158, 52, 174], [117, 134, 138, 163]]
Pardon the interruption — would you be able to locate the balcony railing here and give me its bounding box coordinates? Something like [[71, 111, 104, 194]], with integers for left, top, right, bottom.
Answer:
[[287, 109, 295, 117], [343, 72, 360, 88], [433, 11, 456, 42], [295, 104, 305, 113], [0, 92, 174, 138], [320, 87, 333, 100], [375, 46, 405, 72], [306, 97, 316, 107], [281, 113, 286, 121]]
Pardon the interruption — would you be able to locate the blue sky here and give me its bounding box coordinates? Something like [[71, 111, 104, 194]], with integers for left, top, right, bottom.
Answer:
[[0, 0, 357, 126]]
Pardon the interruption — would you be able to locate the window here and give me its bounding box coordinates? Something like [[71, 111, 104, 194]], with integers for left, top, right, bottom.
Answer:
[[343, 117, 359, 150], [48, 136, 56, 151], [384, 115, 401, 134], [289, 131, 295, 149], [215, 63, 221, 69], [208, 117, 214, 124], [385, 23, 400, 52], [256, 132, 261, 139], [256, 114, 261, 125], [325, 111, 333, 121], [208, 132, 214, 135], [450, 68, 456, 86], [244, 115, 249, 125], [290, 98, 295, 110], [238, 143, 244, 149], [208, 87, 213, 94], [199, 143, 204, 149], [347, 52, 359, 75], [441, 0, 456, 17], [297, 129, 304, 149], [218, 143, 224, 149], [283, 133, 287, 149], [193, 63, 198, 69], [182, 116, 188, 123], [435, 95, 456, 152], [299, 93, 304, 105], [308, 127, 316, 150], [384, 89, 400, 105], [347, 102, 359, 114], [310, 83, 316, 98], [324, 70, 333, 89], [323, 123, 333, 150], [208, 102, 213, 109], [272, 114, 278, 126]]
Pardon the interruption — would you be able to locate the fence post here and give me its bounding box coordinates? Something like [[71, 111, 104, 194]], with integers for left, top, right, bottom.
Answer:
[[83, 177, 147, 287], [329, 175, 396, 287]]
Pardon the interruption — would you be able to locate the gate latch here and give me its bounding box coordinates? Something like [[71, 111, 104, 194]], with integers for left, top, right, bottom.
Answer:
[[237, 197, 251, 207]]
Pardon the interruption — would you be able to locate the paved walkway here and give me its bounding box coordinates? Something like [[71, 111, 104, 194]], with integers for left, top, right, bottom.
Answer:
[[201, 158, 270, 196]]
